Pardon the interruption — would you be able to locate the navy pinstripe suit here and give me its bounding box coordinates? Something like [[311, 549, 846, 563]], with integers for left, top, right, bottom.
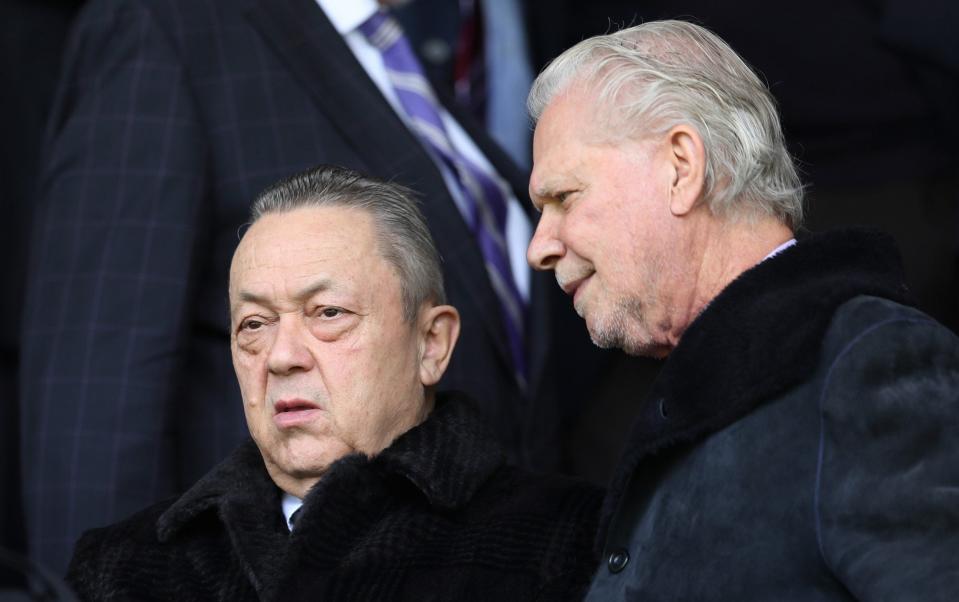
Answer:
[[20, 0, 604, 572]]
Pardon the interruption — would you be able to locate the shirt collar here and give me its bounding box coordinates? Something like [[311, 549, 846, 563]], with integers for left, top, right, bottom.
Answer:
[[763, 238, 797, 262], [315, 0, 379, 34], [281, 493, 303, 532]]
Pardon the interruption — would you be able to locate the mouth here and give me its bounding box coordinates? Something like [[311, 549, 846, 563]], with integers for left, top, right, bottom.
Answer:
[[273, 398, 323, 429], [559, 273, 592, 302]]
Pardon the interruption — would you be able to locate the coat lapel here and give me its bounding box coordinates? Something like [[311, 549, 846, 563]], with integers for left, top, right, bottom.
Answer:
[[243, 0, 514, 371], [157, 441, 290, 598]]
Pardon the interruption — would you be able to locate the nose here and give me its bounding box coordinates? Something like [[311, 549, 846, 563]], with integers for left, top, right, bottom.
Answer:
[[527, 206, 564, 271], [266, 315, 315, 375]]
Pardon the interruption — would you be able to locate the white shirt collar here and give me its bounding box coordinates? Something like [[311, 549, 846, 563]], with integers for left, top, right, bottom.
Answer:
[[763, 238, 797, 262], [316, 0, 379, 34], [281, 492, 303, 532]]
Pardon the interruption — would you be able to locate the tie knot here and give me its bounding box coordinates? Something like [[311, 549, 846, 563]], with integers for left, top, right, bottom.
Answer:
[[358, 9, 403, 51]]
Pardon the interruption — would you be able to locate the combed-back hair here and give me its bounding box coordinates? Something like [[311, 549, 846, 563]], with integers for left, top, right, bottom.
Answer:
[[528, 20, 804, 229], [250, 164, 445, 321]]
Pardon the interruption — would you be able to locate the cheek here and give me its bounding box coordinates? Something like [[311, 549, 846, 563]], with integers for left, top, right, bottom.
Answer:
[[555, 216, 590, 264], [328, 335, 420, 451], [311, 343, 361, 425], [232, 349, 268, 406]]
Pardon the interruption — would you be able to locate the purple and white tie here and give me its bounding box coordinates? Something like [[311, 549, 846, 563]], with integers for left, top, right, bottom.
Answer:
[[360, 9, 527, 385]]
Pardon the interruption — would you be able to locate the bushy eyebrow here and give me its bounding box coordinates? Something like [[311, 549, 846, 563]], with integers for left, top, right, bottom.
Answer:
[[531, 170, 579, 201], [292, 279, 334, 302]]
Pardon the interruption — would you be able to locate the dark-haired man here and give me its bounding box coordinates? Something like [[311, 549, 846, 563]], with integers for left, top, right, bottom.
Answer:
[[66, 166, 601, 601]]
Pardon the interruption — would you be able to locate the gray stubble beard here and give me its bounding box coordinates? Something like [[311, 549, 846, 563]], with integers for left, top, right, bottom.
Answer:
[[588, 295, 657, 357]]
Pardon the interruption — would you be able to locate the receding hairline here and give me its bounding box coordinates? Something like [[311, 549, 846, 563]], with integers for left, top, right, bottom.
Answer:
[[233, 203, 392, 278], [228, 204, 407, 317]]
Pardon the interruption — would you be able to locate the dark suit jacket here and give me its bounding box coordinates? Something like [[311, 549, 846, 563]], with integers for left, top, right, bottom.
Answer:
[[66, 394, 603, 601], [20, 0, 603, 572], [1, 0, 85, 575]]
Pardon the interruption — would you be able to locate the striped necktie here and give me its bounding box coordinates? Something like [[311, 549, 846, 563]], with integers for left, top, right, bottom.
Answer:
[[359, 9, 527, 386]]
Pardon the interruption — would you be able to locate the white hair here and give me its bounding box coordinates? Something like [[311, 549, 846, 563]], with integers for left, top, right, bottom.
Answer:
[[528, 20, 804, 228]]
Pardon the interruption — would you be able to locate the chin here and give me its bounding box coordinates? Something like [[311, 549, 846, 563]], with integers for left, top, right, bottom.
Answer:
[[587, 313, 665, 358], [281, 440, 350, 472], [584, 309, 622, 348]]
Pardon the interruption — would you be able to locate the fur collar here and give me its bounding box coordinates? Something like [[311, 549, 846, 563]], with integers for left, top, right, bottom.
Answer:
[[156, 391, 504, 542], [599, 228, 915, 541]]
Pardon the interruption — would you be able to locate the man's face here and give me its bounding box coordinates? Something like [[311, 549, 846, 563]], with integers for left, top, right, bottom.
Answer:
[[527, 89, 688, 357], [229, 206, 430, 494]]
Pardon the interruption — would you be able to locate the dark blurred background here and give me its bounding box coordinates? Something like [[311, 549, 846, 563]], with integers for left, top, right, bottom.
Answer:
[[3, 0, 956, 585], [1, 0, 87, 586]]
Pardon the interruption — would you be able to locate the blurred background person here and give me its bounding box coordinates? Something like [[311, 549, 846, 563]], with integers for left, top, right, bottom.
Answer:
[[0, 0, 85, 589]]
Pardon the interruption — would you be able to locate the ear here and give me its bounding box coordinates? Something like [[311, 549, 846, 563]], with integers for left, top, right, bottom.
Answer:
[[666, 125, 706, 217], [417, 304, 461, 387]]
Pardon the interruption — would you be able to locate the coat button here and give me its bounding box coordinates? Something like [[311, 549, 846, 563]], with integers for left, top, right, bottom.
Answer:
[[658, 398, 668, 419], [607, 548, 630, 573]]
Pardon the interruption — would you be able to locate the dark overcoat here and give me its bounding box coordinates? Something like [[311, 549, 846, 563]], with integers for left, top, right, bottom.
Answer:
[[587, 229, 959, 601], [66, 394, 602, 601]]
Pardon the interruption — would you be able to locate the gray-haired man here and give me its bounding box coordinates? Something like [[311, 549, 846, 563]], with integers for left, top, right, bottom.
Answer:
[[65, 165, 601, 601], [526, 20, 959, 600]]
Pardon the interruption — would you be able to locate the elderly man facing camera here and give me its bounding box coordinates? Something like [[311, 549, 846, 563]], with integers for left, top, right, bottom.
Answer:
[[65, 166, 601, 601], [526, 20, 959, 601]]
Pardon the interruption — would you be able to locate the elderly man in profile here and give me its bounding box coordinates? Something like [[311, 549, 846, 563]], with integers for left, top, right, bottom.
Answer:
[[526, 20, 959, 601], [64, 165, 601, 601]]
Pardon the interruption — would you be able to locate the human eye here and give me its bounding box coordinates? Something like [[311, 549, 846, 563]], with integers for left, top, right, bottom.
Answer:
[[546, 189, 574, 209], [235, 314, 274, 351], [557, 189, 579, 205], [239, 317, 268, 332], [317, 306, 349, 319], [308, 305, 357, 341]]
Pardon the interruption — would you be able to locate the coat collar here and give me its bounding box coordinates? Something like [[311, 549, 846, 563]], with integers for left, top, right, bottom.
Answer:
[[157, 391, 504, 542], [368, 392, 506, 509], [599, 228, 916, 542]]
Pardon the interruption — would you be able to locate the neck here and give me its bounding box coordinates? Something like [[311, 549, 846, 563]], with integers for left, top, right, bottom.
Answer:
[[664, 214, 793, 349]]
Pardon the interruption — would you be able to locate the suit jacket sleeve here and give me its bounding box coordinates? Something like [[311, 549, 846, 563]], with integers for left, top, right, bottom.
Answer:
[[19, 0, 208, 573], [817, 307, 959, 600]]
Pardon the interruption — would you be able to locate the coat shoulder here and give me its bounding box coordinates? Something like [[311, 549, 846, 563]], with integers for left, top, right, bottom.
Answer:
[[820, 294, 958, 374], [66, 497, 178, 597], [813, 296, 959, 599], [828, 294, 942, 336]]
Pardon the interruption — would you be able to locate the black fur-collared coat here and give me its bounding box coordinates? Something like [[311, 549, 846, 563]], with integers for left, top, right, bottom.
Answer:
[[65, 395, 602, 601]]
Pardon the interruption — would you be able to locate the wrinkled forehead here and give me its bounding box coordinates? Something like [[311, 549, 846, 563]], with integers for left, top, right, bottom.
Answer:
[[529, 88, 618, 191], [229, 206, 382, 294], [533, 84, 633, 152]]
